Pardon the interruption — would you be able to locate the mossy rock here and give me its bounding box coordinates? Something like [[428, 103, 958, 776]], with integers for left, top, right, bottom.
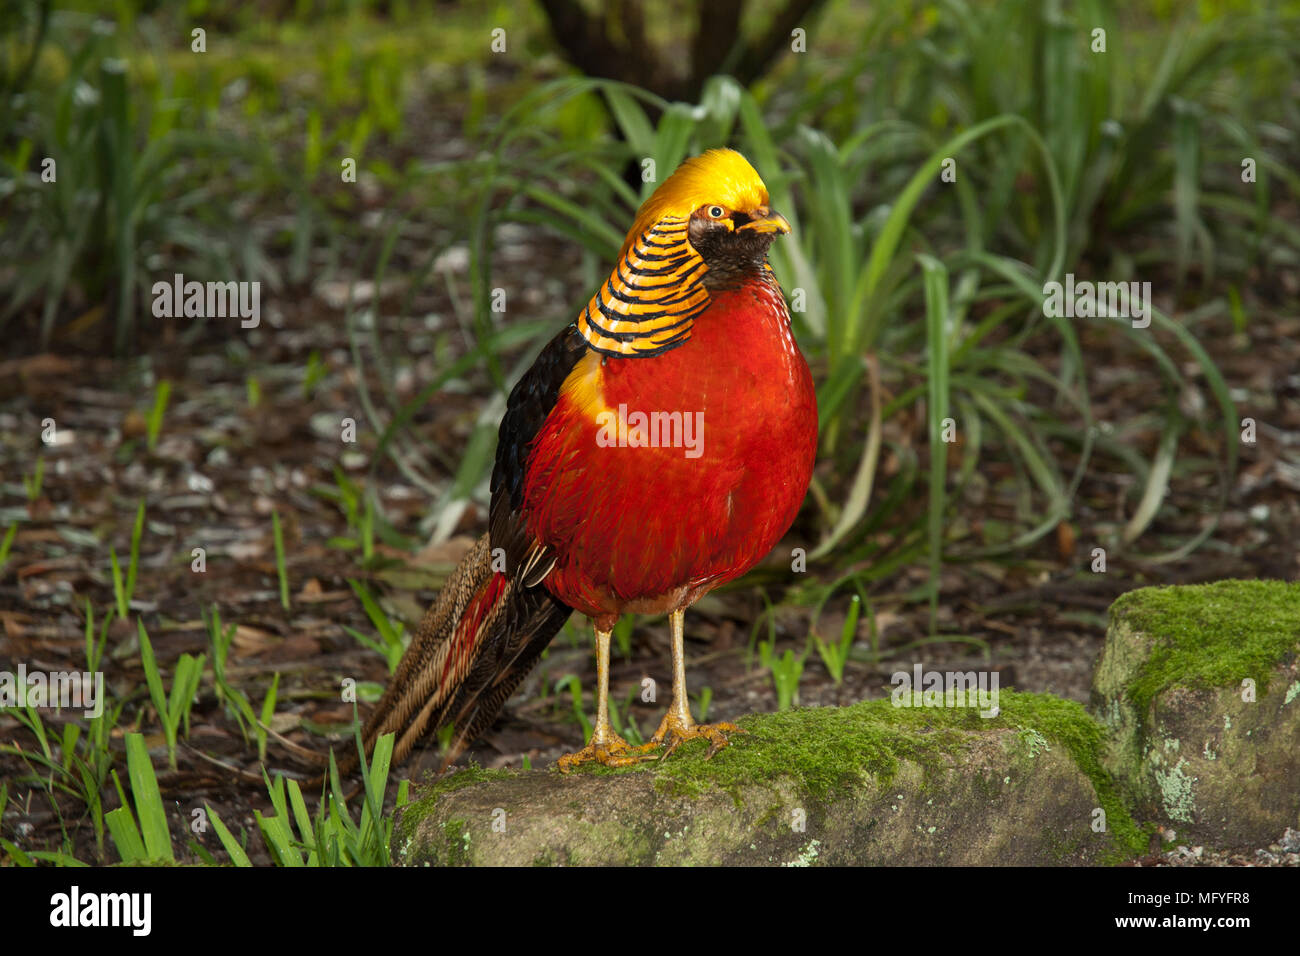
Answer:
[[393, 692, 1145, 866], [1091, 579, 1300, 848]]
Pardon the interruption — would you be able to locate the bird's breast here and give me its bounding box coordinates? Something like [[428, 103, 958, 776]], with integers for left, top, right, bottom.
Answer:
[[523, 276, 818, 621]]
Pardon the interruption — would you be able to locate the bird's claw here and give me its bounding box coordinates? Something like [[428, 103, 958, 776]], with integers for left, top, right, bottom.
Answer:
[[641, 714, 747, 762], [556, 732, 657, 773]]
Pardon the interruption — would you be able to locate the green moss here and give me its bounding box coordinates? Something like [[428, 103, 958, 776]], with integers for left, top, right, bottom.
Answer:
[[668, 704, 977, 802], [442, 818, 471, 866], [1111, 579, 1300, 712], [411, 763, 512, 812], [570, 697, 974, 803], [427, 762, 514, 796], [394, 762, 511, 853]]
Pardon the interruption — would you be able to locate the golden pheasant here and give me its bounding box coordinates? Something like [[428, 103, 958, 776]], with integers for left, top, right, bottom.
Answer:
[[356, 148, 817, 772]]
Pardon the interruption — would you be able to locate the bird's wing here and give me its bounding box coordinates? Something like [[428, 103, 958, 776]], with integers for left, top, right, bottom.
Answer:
[[489, 322, 589, 587]]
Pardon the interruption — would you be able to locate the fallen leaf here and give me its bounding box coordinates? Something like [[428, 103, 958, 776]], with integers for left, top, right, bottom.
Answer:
[[1056, 520, 1077, 560]]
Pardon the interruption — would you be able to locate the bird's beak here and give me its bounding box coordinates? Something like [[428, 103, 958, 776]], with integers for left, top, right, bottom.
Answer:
[[737, 209, 792, 235]]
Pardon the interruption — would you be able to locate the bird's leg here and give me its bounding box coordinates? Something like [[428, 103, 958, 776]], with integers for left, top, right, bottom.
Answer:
[[642, 609, 746, 760], [557, 625, 652, 772]]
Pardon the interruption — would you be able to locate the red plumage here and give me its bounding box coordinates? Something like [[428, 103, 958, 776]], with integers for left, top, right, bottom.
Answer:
[[525, 276, 817, 628]]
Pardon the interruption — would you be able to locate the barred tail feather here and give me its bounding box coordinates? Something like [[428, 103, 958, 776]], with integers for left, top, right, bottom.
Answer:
[[349, 533, 570, 775]]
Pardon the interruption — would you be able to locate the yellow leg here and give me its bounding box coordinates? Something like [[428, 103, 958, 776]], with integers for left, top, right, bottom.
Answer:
[[641, 609, 745, 760], [557, 625, 653, 773]]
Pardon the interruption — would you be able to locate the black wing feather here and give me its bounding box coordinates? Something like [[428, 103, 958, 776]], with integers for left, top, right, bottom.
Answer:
[[488, 323, 589, 584]]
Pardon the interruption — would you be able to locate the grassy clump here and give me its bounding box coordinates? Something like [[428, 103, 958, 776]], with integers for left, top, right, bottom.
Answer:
[[1111, 579, 1300, 712]]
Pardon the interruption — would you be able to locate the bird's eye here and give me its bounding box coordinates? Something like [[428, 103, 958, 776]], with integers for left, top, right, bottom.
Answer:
[[707, 205, 726, 219]]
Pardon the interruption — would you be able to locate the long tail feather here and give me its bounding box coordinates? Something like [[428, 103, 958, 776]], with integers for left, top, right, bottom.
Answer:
[[334, 533, 570, 778]]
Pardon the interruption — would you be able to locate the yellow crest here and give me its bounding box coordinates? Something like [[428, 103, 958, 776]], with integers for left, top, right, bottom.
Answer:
[[576, 149, 773, 358], [620, 149, 771, 258]]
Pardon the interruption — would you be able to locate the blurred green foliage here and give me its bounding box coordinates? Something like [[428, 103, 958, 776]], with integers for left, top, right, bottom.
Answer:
[[2, 0, 1297, 602]]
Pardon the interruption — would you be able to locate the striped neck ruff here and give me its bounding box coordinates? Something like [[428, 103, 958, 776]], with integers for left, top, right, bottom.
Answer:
[[576, 216, 710, 358]]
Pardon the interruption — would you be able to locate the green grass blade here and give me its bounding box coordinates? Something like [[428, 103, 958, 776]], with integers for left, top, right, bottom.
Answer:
[[0, 523, 17, 572], [146, 380, 170, 451], [272, 509, 290, 610], [126, 499, 145, 609], [204, 804, 253, 866], [919, 254, 951, 633], [104, 807, 146, 863], [125, 732, 172, 862]]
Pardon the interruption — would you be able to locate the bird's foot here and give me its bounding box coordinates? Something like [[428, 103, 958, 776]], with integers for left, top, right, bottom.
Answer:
[[640, 711, 747, 761], [556, 731, 655, 773]]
